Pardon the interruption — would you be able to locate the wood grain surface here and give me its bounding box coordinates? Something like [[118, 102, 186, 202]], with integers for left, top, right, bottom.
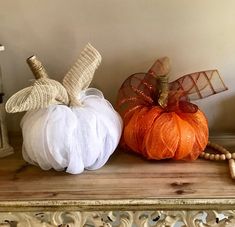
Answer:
[[0, 135, 234, 201]]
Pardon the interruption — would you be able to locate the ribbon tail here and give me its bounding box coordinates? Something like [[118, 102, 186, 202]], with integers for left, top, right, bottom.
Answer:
[[169, 70, 228, 101], [63, 43, 102, 106]]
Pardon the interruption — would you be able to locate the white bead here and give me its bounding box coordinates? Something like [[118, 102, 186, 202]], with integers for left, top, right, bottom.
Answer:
[[210, 154, 215, 160], [220, 154, 226, 161], [205, 153, 210, 159], [215, 154, 220, 161], [226, 153, 232, 160]]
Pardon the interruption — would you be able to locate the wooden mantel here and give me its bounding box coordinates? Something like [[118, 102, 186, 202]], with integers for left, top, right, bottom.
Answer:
[[0, 135, 235, 226], [0, 135, 234, 212]]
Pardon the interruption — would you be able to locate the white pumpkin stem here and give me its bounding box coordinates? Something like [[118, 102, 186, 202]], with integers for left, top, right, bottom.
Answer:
[[27, 55, 49, 79], [5, 56, 69, 113], [63, 43, 102, 106]]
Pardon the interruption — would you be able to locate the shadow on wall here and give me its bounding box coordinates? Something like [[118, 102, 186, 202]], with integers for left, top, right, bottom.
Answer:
[[6, 112, 24, 133], [209, 95, 235, 133]]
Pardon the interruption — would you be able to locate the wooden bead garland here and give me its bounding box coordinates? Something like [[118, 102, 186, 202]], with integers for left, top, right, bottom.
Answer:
[[201, 142, 235, 179]]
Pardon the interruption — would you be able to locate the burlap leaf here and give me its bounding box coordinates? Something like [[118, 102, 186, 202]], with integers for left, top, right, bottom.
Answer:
[[63, 43, 102, 106], [5, 78, 69, 113]]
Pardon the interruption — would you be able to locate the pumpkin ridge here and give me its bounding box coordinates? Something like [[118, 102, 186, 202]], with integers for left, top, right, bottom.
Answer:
[[160, 113, 177, 158], [124, 107, 148, 153], [179, 110, 208, 154], [145, 112, 177, 159], [141, 107, 163, 155], [173, 113, 196, 160]]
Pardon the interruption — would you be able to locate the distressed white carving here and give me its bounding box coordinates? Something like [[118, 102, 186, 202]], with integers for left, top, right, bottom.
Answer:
[[0, 210, 235, 226]]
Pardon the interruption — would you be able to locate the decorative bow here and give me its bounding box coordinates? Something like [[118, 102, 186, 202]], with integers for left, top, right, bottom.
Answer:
[[117, 57, 228, 121], [6, 43, 101, 113]]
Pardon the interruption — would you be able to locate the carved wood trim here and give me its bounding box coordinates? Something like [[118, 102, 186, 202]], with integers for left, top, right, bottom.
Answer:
[[0, 210, 235, 227]]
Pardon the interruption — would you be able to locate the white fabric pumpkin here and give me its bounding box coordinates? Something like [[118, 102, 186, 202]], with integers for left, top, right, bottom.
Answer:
[[6, 44, 122, 174]]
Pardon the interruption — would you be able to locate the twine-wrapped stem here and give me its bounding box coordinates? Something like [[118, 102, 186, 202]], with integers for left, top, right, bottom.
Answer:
[[157, 75, 169, 108], [148, 57, 170, 108], [27, 55, 49, 79]]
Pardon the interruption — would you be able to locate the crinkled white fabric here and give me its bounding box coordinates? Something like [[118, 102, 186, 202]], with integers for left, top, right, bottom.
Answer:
[[21, 88, 123, 174]]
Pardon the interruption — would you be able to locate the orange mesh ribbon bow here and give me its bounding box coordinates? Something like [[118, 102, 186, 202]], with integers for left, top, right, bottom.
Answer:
[[117, 57, 228, 161]]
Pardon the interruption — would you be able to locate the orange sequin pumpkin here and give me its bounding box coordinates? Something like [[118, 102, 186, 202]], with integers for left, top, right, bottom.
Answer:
[[117, 57, 227, 160]]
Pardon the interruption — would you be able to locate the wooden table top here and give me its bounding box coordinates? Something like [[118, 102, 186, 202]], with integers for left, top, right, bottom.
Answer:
[[0, 135, 235, 211]]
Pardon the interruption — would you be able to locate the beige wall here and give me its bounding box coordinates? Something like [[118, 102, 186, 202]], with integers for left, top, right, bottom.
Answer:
[[1, 0, 235, 132]]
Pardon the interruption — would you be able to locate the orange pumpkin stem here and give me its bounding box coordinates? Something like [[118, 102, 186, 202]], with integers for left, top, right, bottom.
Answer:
[[148, 57, 170, 108], [157, 75, 169, 108]]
